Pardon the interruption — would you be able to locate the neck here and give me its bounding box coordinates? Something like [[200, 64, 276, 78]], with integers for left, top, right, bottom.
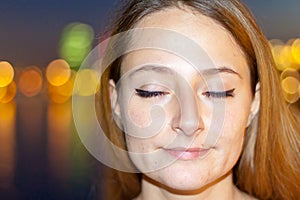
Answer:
[[134, 172, 248, 200]]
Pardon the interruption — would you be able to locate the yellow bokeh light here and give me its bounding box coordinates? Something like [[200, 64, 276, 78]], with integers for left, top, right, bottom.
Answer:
[[281, 76, 299, 94], [18, 66, 43, 97], [281, 76, 299, 103], [73, 69, 98, 96], [269, 39, 284, 47], [46, 59, 71, 86], [0, 81, 16, 104], [271, 44, 300, 71], [271, 45, 286, 71], [281, 46, 298, 70], [280, 68, 300, 80], [292, 38, 300, 64], [0, 61, 14, 87]]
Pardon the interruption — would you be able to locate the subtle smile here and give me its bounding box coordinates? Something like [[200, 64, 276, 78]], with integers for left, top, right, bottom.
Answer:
[[164, 147, 211, 160]]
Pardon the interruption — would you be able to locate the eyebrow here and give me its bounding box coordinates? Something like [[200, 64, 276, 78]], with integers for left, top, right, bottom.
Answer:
[[201, 66, 242, 79], [129, 65, 242, 79], [129, 65, 175, 77]]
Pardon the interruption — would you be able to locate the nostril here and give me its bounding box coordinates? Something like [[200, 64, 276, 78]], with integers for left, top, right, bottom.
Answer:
[[172, 120, 204, 136], [172, 126, 183, 134]]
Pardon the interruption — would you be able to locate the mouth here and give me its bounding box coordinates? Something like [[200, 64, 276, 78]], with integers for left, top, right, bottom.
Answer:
[[163, 147, 211, 160]]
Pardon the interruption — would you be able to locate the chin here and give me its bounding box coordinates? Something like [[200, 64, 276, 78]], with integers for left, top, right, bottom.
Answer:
[[145, 163, 220, 193]]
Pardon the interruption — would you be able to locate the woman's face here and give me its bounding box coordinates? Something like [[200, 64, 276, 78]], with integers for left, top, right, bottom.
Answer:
[[110, 7, 255, 191]]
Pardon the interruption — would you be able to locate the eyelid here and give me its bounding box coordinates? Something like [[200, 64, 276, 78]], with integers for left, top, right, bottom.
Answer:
[[139, 83, 169, 91], [201, 88, 235, 98], [135, 88, 170, 98]]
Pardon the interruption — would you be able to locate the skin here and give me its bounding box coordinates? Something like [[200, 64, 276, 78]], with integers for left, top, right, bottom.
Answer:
[[110, 6, 259, 200]]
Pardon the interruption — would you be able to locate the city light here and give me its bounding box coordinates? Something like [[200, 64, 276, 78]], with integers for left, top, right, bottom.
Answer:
[[281, 76, 299, 103], [269, 38, 300, 104], [58, 22, 94, 70], [18, 66, 43, 97], [0, 81, 16, 104], [73, 69, 98, 96], [48, 70, 75, 104], [0, 61, 14, 87], [0, 30, 299, 104], [292, 38, 300, 64], [46, 59, 71, 87]]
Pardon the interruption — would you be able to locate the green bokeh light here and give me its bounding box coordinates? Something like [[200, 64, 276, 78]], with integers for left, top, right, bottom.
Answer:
[[59, 22, 94, 70]]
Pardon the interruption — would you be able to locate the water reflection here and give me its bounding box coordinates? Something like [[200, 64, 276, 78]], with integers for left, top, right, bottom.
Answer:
[[0, 94, 106, 199], [0, 102, 16, 189], [47, 101, 71, 187]]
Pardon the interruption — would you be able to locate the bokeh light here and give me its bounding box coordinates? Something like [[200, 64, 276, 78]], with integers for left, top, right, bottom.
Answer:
[[73, 69, 98, 96], [0, 86, 7, 100], [271, 44, 286, 71], [269, 39, 284, 47], [281, 76, 299, 103], [292, 38, 300, 64], [270, 38, 300, 103], [0, 61, 14, 87], [18, 66, 43, 97], [48, 70, 76, 104], [58, 23, 94, 70], [0, 81, 17, 104], [280, 68, 300, 80], [46, 59, 71, 86]]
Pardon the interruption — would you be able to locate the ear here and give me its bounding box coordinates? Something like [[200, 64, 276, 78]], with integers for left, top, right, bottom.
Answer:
[[109, 79, 121, 123], [247, 82, 261, 127]]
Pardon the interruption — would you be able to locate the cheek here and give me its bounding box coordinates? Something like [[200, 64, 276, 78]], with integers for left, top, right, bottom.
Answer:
[[225, 109, 248, 135], [126, 136, 145, 152], [218, 100, 251, 156], [122, 96, 153, 128], [128, 107, 151, 128]]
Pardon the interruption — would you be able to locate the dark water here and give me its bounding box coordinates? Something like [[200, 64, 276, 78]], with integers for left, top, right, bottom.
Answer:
[[0, 95, 107, 200]]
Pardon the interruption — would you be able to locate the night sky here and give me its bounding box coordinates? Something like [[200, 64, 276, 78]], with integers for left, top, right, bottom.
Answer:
[[0, 0, 299, 68]]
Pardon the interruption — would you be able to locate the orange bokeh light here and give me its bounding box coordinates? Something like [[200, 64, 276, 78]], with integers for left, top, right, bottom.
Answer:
[[0, 86, 7, 100], [48, 71, 76, 104], [18, 66, 43, 97], [0, 61, 14, 87], [0, 81, 17, 104], [46, 59, 71, 86]]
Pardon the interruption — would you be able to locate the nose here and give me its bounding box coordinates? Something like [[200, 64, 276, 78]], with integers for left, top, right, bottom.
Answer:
[[172, 86, 204, 136]]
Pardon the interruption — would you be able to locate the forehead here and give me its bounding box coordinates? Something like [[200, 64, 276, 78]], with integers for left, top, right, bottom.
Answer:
[[121, 7, 249, 80]]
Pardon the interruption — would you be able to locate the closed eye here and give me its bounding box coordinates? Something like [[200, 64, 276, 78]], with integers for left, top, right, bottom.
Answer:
[[135, 89, 169, 98], [202, 88, 235, 98]]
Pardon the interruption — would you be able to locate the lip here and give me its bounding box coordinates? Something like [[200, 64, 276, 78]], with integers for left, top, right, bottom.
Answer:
[[164, 147, 210, 160]]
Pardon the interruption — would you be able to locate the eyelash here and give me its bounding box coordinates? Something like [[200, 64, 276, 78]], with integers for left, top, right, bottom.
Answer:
[[135, 89, 168, 98], [202, 88, 235, 98], [135, 88, 235, 99]]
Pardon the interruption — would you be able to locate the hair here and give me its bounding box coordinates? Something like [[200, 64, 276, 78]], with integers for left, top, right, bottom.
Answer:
[[97, 0, 300, 199]]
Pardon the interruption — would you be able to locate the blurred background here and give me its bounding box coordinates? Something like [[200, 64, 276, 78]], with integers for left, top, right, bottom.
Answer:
[[0, 0, 299, 199]]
